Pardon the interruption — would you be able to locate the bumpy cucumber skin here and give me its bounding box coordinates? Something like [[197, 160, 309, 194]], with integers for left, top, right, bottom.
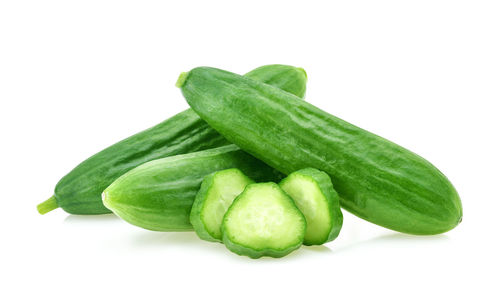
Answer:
[[180, 67, 463, 235], [280, 168, 343, 245], [47, 65, 307, 215], [102, 145, 284, 231], [190, 169, 253, 242], [221, 183, 306, 259]]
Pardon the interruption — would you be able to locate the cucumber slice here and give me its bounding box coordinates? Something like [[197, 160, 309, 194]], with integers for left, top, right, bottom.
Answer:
[[190, 168, 254, 242], [221, 182, 306, 258], [279, 168, 343, 245]]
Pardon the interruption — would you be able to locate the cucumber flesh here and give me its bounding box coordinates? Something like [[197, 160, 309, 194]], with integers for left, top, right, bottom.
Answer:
[[190, 169, 254, 242], [222, 182, 306, 258], [279, 168, 343, 245]]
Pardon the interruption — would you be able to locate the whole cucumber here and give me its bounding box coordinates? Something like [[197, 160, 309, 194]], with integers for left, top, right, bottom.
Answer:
[[178, 67, 463, 235], [37, 65, 307, 215]]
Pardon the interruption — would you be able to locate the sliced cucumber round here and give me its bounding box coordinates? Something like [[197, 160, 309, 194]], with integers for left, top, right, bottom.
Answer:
[[221, 182, 306, 258], [190, 168, 254, 242], [279, 168, 343, 245]]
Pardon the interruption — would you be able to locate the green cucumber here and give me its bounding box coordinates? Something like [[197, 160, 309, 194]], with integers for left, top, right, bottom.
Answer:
[[190, 168, 254, 242], [279, 168, 343, 245], [102, 145, 283, 231], [221, 182, 306, 259], [178, 67, 463, 235], [37, 65, 307, 215]]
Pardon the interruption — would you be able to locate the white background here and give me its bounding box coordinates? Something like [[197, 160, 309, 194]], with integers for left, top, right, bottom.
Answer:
[[1, 1, 499, 296]]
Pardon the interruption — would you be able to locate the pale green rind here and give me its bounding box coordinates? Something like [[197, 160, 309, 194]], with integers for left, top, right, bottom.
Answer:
[[180, 67, 463, 235], [102, 145, 284, 231], [280, 168, 343, 245], [190, 169, 254, 242], [221, 183, 306, 259], [222, 231, 303, 259], [43, 64, 308, 215], [189, 172, 219, 240]]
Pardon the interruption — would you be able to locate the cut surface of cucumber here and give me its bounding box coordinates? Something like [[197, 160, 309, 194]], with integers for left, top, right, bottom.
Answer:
[[280, 168, 343, 245], [221, 182, 306, 258], [190, 168, 254, 242]]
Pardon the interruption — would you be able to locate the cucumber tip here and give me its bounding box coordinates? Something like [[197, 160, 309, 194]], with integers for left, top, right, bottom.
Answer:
[[101, 191, 108, 206], [297, 67, 307, 81], [175, 71, 189, 88]]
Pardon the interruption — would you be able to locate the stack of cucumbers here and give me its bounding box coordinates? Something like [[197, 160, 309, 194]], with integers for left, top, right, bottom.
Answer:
[[38, 64, 462, 259]]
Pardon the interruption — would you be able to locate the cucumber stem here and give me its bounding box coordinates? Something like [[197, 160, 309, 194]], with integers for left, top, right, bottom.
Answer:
[[37, 196, 59, 215], [175, 72, 189, 88]]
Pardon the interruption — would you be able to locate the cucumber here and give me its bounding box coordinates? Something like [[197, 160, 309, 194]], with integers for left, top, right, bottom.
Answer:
[[279, 168, 343, 245], [178, 67, 463, 235], [37, 65, 307, 215], [190, 169, 254, 242], [102, 145, 283, 231], [221, 182, 306, 258]]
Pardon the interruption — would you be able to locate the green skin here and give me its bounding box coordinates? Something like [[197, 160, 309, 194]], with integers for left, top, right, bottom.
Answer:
[[221, 183, 306, 259], [102, 145, 284, 231], [190, 169, 254, 242], [179, 67, 463, 235], [279, 168, 343, 245], [37, 65, 308, 215]]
